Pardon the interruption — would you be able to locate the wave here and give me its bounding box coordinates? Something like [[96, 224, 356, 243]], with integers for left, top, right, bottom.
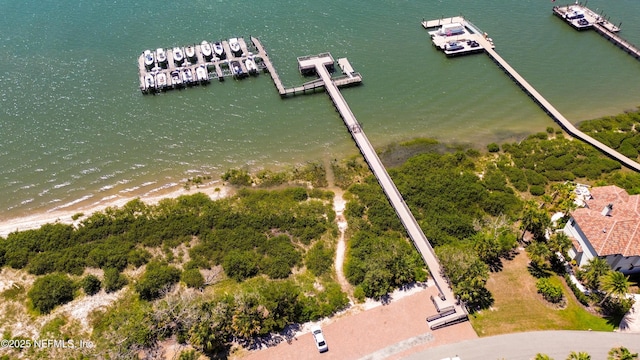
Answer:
[[53, 181, 71, 189], [48, 194, 94, 212]]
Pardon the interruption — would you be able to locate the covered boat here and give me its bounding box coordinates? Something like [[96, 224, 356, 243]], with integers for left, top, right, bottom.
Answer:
[[214, 41, 225, 58], [173, 47, 184, 65], [201, 41, 213, 59], [155, 48, 167, 65], [245, 56, 258, 75], [196, 65, 209, 83], [228, 38, 242, 56], [143, 49, 154, 68], [185, 45, 196, 61]]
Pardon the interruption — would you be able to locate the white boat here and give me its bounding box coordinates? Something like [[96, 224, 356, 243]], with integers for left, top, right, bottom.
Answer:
[[182, 68, 194, 84], [228, 38, 241, 56], [213, 41, 225, 58], [231, 60, 244, 77], [155, 48, 167, 64], [155, 72, 167, 89], [444, 41, 464, 51], [185, 45, 196, 60], [170, 70, 182, 87], [196, 65, 209, 82], [173, 47, 184, 65], [245, 57, 258, 75], [144, 73, 155, 90], [143, 49, 154, 68], [201, 41, 212, 59]]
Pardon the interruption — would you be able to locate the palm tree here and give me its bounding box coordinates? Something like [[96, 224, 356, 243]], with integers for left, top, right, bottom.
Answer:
[[567, 351, 591, 360], [608, 346, 638, 360], [580, 257, 610, 291], [600, 271, 631, 305], [535, 354, 554, 360]]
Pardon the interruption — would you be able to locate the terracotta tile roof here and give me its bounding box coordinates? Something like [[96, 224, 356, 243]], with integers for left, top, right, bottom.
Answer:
[[570, 185, 640, 257]]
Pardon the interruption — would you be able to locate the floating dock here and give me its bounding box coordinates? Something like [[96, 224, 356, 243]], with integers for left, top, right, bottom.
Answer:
[[293, 53, 466, 329], [552, 4, 640, 60], [138, 37, 266, 94], [139, 36, 362, 97], [422, 16, 494, 57], [423, 16, 640, 173]]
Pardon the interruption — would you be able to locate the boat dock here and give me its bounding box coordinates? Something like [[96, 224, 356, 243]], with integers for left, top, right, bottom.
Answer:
[[138, 37, 267, 93], [423, 17, 640, 173], [295, 53, 467, 329], [422, 16, 494, 57], [553, 4, 640, 60]]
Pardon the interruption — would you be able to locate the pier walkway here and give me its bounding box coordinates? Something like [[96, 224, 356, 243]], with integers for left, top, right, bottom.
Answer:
[[553, 4, 640, 60], [296, 54, 466, 328], [423, 17, 640, 173]]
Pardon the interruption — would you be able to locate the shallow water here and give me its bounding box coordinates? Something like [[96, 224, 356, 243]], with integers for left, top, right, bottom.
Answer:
[[1, 0, 639, 219]]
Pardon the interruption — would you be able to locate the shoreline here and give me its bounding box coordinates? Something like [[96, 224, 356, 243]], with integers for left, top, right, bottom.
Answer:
[[0, 181, 231, 238]]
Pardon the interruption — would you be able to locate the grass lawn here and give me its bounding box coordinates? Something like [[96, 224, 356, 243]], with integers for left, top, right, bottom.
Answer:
[[470, 250, 614, 336]]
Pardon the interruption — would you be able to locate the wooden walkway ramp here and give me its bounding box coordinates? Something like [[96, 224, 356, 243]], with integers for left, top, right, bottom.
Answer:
[[297, 56, 465, 327]]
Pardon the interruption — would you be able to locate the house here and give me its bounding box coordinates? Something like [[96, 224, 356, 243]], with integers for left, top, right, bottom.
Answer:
[[563, 185, 640, 275]]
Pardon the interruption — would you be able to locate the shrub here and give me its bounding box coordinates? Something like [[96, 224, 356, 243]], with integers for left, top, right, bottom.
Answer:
[[221, 169, 252, 186], [103, 268, 128, 293], [536, 278, 563, 303], [82, 274, 102, 296], [28, 273, 75, 314], [529, 185, 546, 196], [135, 262, 181, 300], [487, 143, 500, 153], [305, 242, 334, 276], [181, 268, 205, 288], [564, 274, 589, 306], [223, 250, 259, 282]]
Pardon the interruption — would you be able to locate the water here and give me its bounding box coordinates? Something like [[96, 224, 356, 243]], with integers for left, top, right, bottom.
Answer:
[[1, 0, 639, 220]]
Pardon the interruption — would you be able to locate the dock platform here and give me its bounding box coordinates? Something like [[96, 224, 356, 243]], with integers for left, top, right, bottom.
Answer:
[[422, 16, 494, 57], [553, 4, 640, 60], [423, 16, 640, 173]]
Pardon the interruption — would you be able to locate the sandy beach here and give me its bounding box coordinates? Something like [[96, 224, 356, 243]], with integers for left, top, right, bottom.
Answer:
[[0, 182, 231, 238]]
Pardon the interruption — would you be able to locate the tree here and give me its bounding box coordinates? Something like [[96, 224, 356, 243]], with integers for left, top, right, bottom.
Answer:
[[520, 200, 551, 241], [549, 232, 572, 255], [580, 257, 610, 291], [28, 273, 75, 314], [600, 270, 631, 305], [527, 241, 552, 272], [567, 351, 591, 360], [82, 274, 102, 295], [608, 346, 638, 360]]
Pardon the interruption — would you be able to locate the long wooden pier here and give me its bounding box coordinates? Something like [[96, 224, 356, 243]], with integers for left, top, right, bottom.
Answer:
[[423, 17, 640, 173], [295, 54, 467, 328], [553, 4, 640, 60]]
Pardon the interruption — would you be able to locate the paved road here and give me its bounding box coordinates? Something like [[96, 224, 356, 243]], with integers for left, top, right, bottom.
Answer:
[[403, 330, 640, 360]]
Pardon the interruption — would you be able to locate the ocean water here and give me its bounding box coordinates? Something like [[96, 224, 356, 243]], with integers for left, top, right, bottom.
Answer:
[[1, 0, 639, 220]]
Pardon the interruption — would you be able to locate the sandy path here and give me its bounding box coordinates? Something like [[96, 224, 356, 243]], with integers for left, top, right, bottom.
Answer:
[[333, 191, 351, 295]]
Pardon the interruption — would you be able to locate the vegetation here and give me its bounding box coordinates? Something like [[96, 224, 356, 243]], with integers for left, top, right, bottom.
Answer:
[[608, 347, 638, 360], [28, 273, 75, 314], [81, 274, 102, 296], [536, 278, 564, 304]]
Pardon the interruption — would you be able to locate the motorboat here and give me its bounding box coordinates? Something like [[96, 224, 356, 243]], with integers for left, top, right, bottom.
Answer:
[[173, 47, 184, 65], [213, 41, 225, 58], [185, 45, 196, 61], [444, 41, 464, 51], [182, 68, 194, 85], [196, 65, 209, 83], [245, 57, 258, 75], [228, 38, 242, 56], [201, 41, 213, 59], [155, 72, 167, 90], [143, 50, 154, 68], [155, 48, 167, 65], [170, 70, 182, 87], [144, 73, 155, 90], [231, 60, 244, 77]]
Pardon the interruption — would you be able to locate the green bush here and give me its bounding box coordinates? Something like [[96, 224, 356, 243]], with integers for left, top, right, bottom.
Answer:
[[529, 185, 546, 196], [103, 268, 128, 293], [305, 242, 334, 276], [28, 273, 75, 314], [223, 250, 259, 282], [487, 143, 500, 153], [536, 278, 563, 303], [135, 261, 181, 301], [82, 274, 102, 296], [563, 274, 589, 306], [221, 168, 252, 186], [181, 268, 205, 288]]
